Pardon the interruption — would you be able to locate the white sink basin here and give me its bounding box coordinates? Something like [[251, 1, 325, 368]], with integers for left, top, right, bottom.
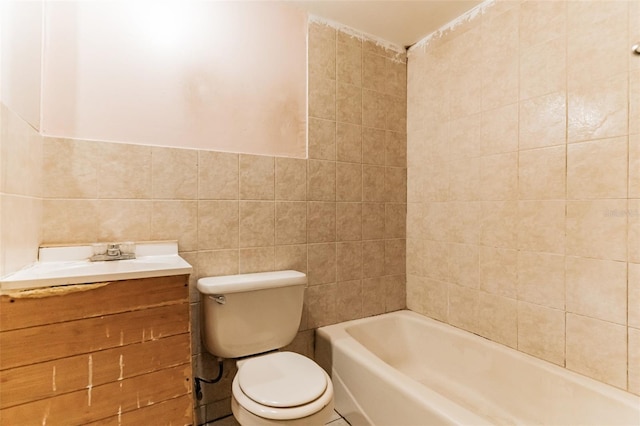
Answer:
[[0, 241, 192, 292]]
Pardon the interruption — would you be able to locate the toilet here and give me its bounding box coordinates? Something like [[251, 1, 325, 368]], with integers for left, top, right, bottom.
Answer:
[[197, 270, 334, 425]]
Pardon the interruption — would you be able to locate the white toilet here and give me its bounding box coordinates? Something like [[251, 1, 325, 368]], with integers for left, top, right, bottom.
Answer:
[[197, 270, 334, 425]]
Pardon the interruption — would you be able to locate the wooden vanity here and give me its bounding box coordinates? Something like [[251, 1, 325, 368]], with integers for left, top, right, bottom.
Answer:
[[0, 244, 193, 425]]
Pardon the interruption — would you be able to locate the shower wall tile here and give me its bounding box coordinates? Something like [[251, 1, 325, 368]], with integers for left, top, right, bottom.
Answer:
[[308, 118, 336, 161], [407, 0, 636, 394], [275, 157, 307, 201], [567, 137, 628, 200], [517, 302, 565, 366], [566, 313, 627, 389], [567, 73, 628, 143], [565, 256, 627, 325]]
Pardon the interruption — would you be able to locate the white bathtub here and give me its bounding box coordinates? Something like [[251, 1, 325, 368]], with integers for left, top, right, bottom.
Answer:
[[315, 310, 640, 426]]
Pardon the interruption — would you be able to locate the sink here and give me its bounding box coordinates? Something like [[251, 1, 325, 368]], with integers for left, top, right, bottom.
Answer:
[[0, 241, 192, 292]]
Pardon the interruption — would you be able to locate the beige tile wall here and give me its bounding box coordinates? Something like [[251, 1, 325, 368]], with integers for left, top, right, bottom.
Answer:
[[0, 104, 43, 278], [407, 0, 639, 395], [38, 22, 407, 423]]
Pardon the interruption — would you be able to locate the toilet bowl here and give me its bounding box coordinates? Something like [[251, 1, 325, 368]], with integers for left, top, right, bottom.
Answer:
[[231, 352, 334, 425], [197, 271, 335, 425]]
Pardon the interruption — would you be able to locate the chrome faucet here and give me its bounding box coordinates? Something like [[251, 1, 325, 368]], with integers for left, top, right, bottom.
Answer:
[[90, 242, 136, 262]]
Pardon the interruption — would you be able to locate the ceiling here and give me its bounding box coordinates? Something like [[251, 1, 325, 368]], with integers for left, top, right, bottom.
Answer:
[[293, 0, 483, 48]]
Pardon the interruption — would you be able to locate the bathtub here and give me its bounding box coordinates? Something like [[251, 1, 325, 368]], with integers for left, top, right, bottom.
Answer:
[[315, 310, 640, 426]]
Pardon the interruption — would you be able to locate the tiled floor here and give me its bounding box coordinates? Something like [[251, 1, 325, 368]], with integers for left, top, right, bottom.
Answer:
[[208, 410, 349, 426]]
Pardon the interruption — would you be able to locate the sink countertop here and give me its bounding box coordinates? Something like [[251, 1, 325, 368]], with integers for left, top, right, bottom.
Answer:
[[0, 241, 192, 293]]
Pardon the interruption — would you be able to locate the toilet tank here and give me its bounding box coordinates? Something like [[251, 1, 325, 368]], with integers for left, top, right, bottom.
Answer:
[[197, 270, 306, 359]]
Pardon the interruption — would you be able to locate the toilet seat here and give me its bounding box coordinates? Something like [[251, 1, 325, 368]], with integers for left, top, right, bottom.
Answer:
[[232, 352, 334, 421], [239, 351, 327, 408]]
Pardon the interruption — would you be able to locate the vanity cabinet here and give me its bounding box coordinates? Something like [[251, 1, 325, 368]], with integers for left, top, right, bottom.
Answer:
[[0, 275, 193, 425]]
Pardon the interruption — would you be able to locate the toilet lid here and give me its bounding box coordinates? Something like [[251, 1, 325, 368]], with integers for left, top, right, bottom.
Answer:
[[238, 352, 327, 408]]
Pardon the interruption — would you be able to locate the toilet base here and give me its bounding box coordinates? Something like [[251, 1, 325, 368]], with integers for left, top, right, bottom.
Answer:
[[231, 395, 334, 426]]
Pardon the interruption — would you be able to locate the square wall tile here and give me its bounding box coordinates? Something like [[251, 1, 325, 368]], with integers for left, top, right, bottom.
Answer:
[[519, 92, 566, 150], [482, 103, 518, 156], [43, 138, 98, 199], [308, 22, 336, 76], [476, 292, 518, 349], [336, 162, 362, 202], [307, 202, 336, 243], [42, 199, 97, 244], [517, 251, 565, 310], [337, 82, 362, 125], [519, 37, 566, 101], [308, 160, 336, 201], [275, 202, 306, 245], [519, 146, 566, 200], [363, 165, 386, 201], [151, 147, 197, 199], [198, 151, 238, 200], [630, 263, 640, 329], [384, 239, 406, 276], [336, 241, 362, 281], [97, 200, 152, 242], [567, 137, 628, 200], [630, 135, 640, 198], [568, 73, 628, 143], [630, 199, 640, 263], [480, 246, 517, 299], [362, 240, 385, 278], [566, 313, 627, 389], [424, 240, 450, 281], [362, 127, 386, 165], [275, 244, 307, 274], [198, 201, 238, 250], [336, 280, 363, 322], [479, 152, 518, 201], [309, 76, 336, 121], [97, 142, 152, 199], [337, 41, 362, 87], [336, 202, 362, 241], [385, 167, 407, 203], [517, 302, 565, 366], [362, 90, 387, 129], [480, 201, 518, 249], [518, 200, 565, 254], [307, 283, 337, 328], [275, 157, 306, 201], [362, 277, 386, 317], [239, 247, 275, 274], [448, 284, 479, 334], [363, 52, 386, 91], [307, 243, 336, 285], [239, 201, 275, 248], [151, 201, 198, 252], [385, 275, 406, 312], [566, 256, 627, 325], [336, 122, 362, 163], [239, 155, 274, 200], [386, 131, 407, 167], [566, 200, 627, 261], [630, 328, 640, 395], [384, 203, 406, 239], [448, 243, 479, 289], [308, 118, 336, 161]]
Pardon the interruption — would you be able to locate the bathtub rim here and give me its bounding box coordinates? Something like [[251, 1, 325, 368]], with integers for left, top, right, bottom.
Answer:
[[317, 309, 640, 412]]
